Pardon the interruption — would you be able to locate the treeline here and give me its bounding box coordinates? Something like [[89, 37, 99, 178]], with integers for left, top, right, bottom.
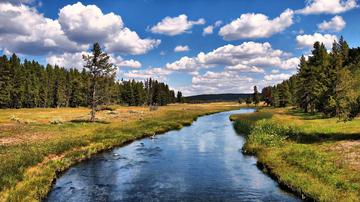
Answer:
[[263, 37, 360, 120], [0, 53, 179, 108]]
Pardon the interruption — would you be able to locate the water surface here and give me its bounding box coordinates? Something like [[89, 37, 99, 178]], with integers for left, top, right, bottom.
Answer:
[[47, 109, 300, 201]]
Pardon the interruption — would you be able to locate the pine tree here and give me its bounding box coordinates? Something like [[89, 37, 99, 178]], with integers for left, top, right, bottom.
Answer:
[[83, 43, 115, 121], [253, 86, 260, 106], [177, 91, 183, 103], [0, 55, 11, 108]]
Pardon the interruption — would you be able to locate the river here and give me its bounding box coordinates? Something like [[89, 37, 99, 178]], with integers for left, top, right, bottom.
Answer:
[[46, 109, 300, 201]]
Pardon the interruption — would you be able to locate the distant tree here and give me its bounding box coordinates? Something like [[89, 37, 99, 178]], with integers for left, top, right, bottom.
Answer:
[[253, 86, 260, 106], [177, 91, 183, 103], [83, 43, 115, 122], [0, 55, 11, 108], [261, 86, 272, 106], [238, 98, 245, 104], [278, 82, 291, 107], [245, 97, 252, 105]]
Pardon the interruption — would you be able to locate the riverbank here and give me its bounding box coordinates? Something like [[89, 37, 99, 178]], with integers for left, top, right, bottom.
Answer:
[[0, 103, 242, 201], [230, 108, 360, 201]]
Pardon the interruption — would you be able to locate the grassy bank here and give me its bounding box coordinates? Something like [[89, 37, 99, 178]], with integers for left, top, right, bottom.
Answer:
[[230, 108, 360, 201], [0, 103, 242, 201]]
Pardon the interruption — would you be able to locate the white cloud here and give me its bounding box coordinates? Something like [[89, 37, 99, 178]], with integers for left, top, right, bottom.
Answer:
[[123, 67, 171, 81], [58, 2, 160, 55], [318, 15, 346, 32], [271, 69, 280, 74], [105, 28, 161, 55], [219, 9, 294, 40], [280, 57, 300, 70], [110, 56, 142, 68], [46, 52, 86, 70], [297, 0, 358, 15], [180, 70, 256, 95], [117, 59, 141, 68], [202, 20, 222, 36], [0, 2, 160, 56], [0, 3, 83, 55], [225, 64, 265, 73], [264, 73, 291, 81], [0, 0, 35, 4], [174, 45, 190, 52], [203, 26, 214, 36], [166, 41, 299, 73], [58, 2, 124, 44], [46, 52, 141, 69], [149, 14, 205, 36], [296, 33, 338, 49]]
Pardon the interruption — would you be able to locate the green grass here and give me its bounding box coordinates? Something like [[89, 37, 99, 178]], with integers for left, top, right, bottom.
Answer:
[[0, 103, 244, 201], [231, 107, 360, 201]]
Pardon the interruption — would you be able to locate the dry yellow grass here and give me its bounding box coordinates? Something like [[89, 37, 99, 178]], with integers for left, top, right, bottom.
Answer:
[[0, 102, 244, 201]]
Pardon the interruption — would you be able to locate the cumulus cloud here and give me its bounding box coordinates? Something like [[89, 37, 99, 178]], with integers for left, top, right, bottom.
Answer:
[[296, 33, 338, 49], [58, 2, 160, 55], [105, 28, 161, 55], [296, 0, 358, 15], [202, 20, 222, 36], [0, 3, 83, 55], [219, 9, 294, 40], [318, 15, 346, 32], [174, 45, 190, 52], [179, 70, 256, 95], [116, 59, 141, 68], [58, 2, 124, 44], [0, 0, 35, 4], [149, 14, 205, 36], [225, 64, 265, 73], [123, 67, 171, 81], [0, 2, 160, 56], [264, 73, 291, 81], [46, 52, 141, 70], [165, 41, 299, 74], [46, 52, 86, 70]]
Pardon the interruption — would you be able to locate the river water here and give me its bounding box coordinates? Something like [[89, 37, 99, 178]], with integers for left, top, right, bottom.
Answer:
[[46, 109, 300, 202]]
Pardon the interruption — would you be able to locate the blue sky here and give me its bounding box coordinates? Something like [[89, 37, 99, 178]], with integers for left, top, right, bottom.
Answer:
[[0, 0, 359, 95]]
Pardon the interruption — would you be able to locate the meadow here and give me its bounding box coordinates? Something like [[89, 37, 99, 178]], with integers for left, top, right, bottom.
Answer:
[[230, 108, 360, 201], [0, 103, 242, 201]]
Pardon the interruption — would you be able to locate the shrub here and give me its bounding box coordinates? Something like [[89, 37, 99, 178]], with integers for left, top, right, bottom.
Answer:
[[244, 120, 300, 153], [49, 118, 63, 125]]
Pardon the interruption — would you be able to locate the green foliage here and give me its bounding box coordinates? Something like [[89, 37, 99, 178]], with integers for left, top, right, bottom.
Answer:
[[253, 86, 260, 105], [0, 52, 180, 109], [264, 37, 360, 120]]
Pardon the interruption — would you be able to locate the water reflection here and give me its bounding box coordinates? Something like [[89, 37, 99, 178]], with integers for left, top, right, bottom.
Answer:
[[46, 109, 300, 202]]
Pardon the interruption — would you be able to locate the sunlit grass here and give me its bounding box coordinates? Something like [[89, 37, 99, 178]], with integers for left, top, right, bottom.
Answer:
[[0, 102, 244, 201], [231, 107, 360, 201]]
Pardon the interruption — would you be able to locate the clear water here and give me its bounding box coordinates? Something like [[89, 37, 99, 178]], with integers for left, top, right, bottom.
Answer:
[[46, 109, 300, 202]]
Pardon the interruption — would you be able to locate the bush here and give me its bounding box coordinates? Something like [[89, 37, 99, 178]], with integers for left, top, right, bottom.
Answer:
[[49, 118, 63, 125], [244, 120, 300, 153]]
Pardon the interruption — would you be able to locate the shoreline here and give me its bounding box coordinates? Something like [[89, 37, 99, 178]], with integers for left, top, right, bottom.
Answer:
[[0, 105, 243, 201]]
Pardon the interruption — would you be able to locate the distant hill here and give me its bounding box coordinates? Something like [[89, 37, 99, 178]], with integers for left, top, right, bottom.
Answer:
[[184, 93, 252, 102]]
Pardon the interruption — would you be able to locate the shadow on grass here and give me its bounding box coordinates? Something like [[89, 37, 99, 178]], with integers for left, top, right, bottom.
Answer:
[[286, 108, 325, 120], [69, 119, 110, 124], [291, 132, 360, 144]]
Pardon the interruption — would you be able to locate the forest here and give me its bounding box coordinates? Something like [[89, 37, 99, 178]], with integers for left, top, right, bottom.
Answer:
[[262, 37, 360, 120], [0, 53, 180, 109]]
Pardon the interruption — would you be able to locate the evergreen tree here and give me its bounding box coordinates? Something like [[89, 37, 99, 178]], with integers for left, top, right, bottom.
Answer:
[[0, 55, 11, 108], [177, 91, 183, 103], [83, 43, 115, 122], [253, 86, 260, 106]]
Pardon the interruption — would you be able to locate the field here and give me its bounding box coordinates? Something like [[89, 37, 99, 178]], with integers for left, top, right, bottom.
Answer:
[[230, 108, 360, 201], [0, 103, 242, 201]]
